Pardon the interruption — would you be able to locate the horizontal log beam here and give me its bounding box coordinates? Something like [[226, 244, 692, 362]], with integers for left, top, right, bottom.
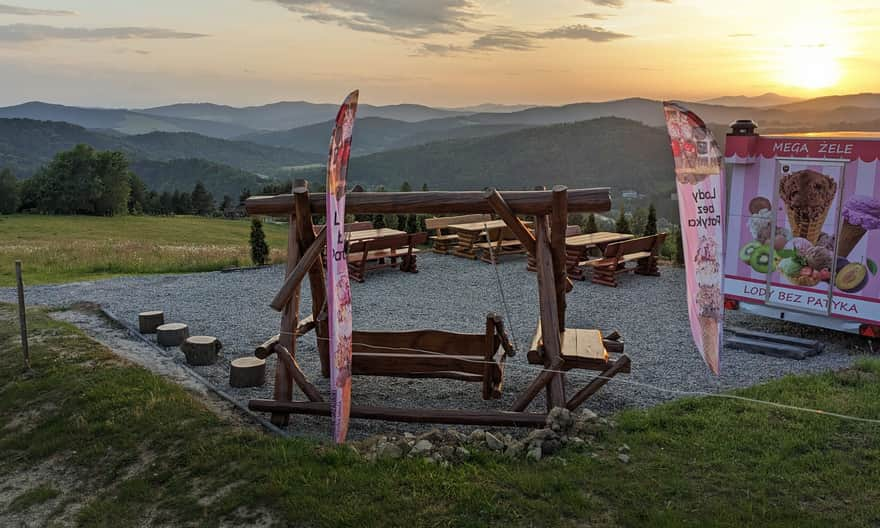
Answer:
[[245, 188, 611, 216], [248, 400, 549, 427]]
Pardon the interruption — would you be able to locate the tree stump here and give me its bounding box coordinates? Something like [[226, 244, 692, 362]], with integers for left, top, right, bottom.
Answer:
[[138, 311, 165, 333], [156, 323, 189, 347], [230, 357, 267, 388], [181, 336, 222, 366]]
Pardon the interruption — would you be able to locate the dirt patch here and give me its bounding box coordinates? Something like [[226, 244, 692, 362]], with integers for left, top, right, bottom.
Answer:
[[0, 457, 81, 527]]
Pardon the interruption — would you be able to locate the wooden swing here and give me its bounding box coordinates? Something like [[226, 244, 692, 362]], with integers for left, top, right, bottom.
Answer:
[[245, 181, 631, 428]]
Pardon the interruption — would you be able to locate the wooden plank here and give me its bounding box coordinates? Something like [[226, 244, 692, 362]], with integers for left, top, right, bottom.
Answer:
[[563, 329, 607, 360], [270, 226, 327, 312], [351, 352, 488, 377], [425, 214, 492, 230], [351, 328, 487, 357], [248, 400, 549, 427], [245, 188, 612, 216]]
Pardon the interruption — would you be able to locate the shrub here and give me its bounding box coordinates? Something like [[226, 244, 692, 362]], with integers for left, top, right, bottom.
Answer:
[[250, 218, 270, 266]]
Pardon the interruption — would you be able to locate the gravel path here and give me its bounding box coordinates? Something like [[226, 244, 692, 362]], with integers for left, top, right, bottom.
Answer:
[[1, 254, 868, 439]]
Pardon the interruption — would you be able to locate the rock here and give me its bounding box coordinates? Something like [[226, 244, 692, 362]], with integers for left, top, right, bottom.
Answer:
[[505, 441, 525, 458], [485, 432, 504, 451], [417, 429, 444, 444], [546, 407, 574, 432], [580, 409, 599, 422], [423, 456, 436, 464], [568, 437, 585, 447], [541, 439, 562, 456], [618, 444, 630, 453], [439, 446, 455, 459], [403, 432, 416, 440], [618, 453, 630, 464], [524, 428, 557, 446], [411, 439, 433, 455], [468, 429, 486, 443], [455, 447, 471, 458], [377, 442, 403, 460], [526, 446, 542, 461]]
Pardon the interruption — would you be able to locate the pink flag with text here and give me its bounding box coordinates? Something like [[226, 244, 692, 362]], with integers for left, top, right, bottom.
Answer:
[[663, 102, 724, 374], [326, 90, 358, 442]]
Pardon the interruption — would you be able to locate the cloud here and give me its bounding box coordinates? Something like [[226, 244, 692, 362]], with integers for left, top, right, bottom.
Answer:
[[437, 23, 631, 53], [577, 12, 609, 20], [0, 24, 209, 42], [587, 0, 624, 7], [728, 32, 754, 37], [262, 0, 481, 38], [0, 3, 76, 16]]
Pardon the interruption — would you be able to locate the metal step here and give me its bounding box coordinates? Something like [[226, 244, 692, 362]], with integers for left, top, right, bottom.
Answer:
[[726, 326, 824, 352], [724, 335, 822, 360]]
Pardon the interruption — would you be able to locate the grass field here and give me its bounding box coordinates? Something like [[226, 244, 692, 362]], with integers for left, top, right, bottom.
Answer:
[[0, 215, 290, 286], [1, 304, 879, 527]]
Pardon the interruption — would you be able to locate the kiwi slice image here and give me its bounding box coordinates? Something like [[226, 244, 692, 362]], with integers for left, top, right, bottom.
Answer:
[[739, 241, 762, 264], [749, 245, 774, 273]]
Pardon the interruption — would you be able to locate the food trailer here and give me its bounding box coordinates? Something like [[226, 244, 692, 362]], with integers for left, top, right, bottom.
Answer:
[[724, 121, 880, 337]]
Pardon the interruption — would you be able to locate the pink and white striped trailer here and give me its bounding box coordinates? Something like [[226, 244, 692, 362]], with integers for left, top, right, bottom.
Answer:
[[724, 121, 880, 337]]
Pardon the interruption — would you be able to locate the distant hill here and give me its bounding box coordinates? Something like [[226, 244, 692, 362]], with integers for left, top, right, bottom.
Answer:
[[444, 103, 536, 113], [130, 158, 267, 198], [238, 116, 530, 155], [289, 117, 676, 194], [0, 102, 256, 138], [140, 101, 468, 131], [701, 93, 802, 107], [0, 118, 321, 190], [775, 93, 880, 112]]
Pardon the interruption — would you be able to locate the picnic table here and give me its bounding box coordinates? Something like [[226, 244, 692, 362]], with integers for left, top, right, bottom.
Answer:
[[565, 232, 634, 280], [346, 228, 406, 242], [449, 219, 531, 261], [345, 228, 426, 282]]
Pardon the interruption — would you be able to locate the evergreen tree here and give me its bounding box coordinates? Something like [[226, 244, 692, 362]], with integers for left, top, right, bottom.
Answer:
[[250, 218, 270, 266], [220, 195, 233, 212], [421, 183, 429, 192], [239, 189, 251, 206], [400, 181, 412, 192], [584, 213, 598, 234], [675, 227, 685, 265], [0, 168, 18, 214], [615, 208, 631, 234], [406, 214, 420, 233], [128, 173, 147, 215], [173, 191, 193, 215], [372, 214, 387, 229], [645, 203, 658, 236], [631, 207, 648, 236], [191, 181, 215, 216], [158, 191, 174, 215]]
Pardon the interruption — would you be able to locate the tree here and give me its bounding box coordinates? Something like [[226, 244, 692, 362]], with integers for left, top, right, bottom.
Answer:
[[220, 195, 233, 212], [631, 207, 648, 236], [250, 218, 270, 266], [158, 191, 174, 215], [399, 181, 412, 192], [645, 203, 658, 236], [584, 213, 598, 234], [92, 150, 132, 216], [675, 227, 685, 265], [128, 173, 147, 215], [406, 214, 421, 234], [173, 191, 193, 215], [191, 181, 215, 216], [0, 168, 18, 214], [615, 208, 631, 234], [421, 183, 429, 192], [239, 188, 252, 206]]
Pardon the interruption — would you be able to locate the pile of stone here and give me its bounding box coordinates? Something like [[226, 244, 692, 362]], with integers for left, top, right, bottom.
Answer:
[[354, 408, 616, 465]]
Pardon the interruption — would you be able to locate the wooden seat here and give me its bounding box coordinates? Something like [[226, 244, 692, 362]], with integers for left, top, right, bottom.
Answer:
[[317, 313, 515, 400], [347, 232, 427, 282], [583, 233, 666, 287], [425, 214, 492, 254]]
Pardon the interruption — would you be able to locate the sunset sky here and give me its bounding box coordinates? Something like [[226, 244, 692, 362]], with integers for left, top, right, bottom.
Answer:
[[1, 0, 878, 108]]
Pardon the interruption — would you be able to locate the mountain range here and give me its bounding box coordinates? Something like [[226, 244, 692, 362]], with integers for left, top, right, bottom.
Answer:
[[4, 92, 880, 201]]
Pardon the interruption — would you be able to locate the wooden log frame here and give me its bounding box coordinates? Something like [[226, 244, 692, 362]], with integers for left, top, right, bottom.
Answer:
[[247, 184, 632, 428]]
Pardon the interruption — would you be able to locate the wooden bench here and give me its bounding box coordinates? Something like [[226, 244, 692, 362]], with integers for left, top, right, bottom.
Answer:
[[425, 214, 491, 254], [581, 233, 667, 287], [317, 313, 515, 399], [527, 322, 630, 408], [526, 225, 582, 272], [347, 232, 428, 282]]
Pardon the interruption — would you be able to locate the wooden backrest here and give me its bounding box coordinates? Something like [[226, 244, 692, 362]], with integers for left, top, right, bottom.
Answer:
[[425, 214, 492, 232], [349, 232, 429, 254], [603, 233, 666, 258], [352, 328, 489, 357], [408, 232, 429, 246], [565, 225, 582, 236]]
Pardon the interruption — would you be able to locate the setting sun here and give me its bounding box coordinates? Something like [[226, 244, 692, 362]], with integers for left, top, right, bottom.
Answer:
[[777, 44, 842, 90]]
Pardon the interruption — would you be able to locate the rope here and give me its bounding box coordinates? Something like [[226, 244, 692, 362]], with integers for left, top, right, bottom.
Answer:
[[274, 330, 880, 426], [483, 222, 521, 355]]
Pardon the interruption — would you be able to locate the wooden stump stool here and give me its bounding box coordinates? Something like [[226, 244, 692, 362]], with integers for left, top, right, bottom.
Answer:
[[156, 323, 189, 347], [138, 311, 165, 333], [181, 336, 222, 366], [230, 357, 267, 388]]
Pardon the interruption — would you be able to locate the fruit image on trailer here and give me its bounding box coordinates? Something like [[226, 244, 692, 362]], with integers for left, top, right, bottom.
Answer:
[[724, 121, 880, 337]]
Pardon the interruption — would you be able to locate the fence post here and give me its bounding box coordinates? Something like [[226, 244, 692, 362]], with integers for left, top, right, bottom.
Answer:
[[15, 261, 30, 370]]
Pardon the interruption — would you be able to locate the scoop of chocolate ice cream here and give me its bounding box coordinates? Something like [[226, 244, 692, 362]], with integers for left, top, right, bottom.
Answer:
[[804, 245, 833, 271], [779, 170, 837, 221]]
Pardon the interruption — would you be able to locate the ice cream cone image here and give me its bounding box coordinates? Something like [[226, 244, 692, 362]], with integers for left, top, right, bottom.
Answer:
[[698, 316, 720, 373], [778, 170, 837, 244], [837, 220, 866, 257], [839, 195, 880, 257]]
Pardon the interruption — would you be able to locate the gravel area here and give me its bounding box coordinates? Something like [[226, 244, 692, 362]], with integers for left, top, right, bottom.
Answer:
[[1, 254, 869, 439]]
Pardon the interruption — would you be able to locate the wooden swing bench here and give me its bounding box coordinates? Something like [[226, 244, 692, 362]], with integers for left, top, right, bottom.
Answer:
[[245, 183, 632, 428]]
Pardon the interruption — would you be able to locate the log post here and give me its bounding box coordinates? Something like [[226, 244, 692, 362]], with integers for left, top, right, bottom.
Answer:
[[14, 261, 29, 370], [566, 355, 631, 410], [511, 217, 565, 412], [230, 357, 267, 388], [483, 188, 536, 256], [138, 311, 165, 333], [293, 180, 330, 378], [272, 207, 302, 427], [550, 186, 569, 330], [156, 323, 189, 347], [181, 336, 222, 366]]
